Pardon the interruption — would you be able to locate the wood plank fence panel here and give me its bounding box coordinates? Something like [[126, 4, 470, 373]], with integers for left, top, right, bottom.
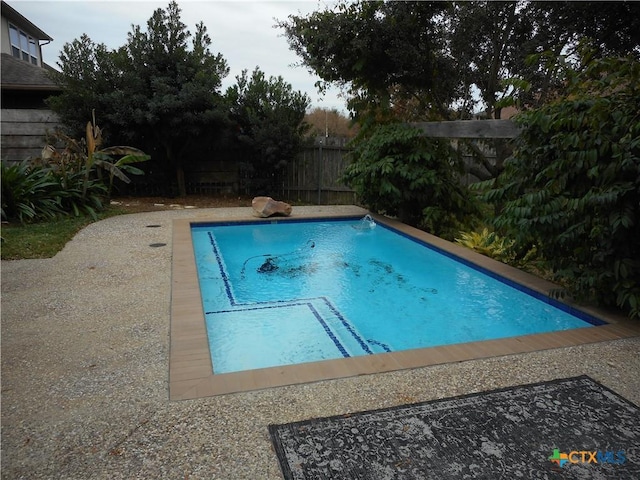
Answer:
[[284, 144, 356, 205], [411, 119, 520, 139], [283, 121, 520, 204], [1, 108, 62, 162], [1, 117, 515, 201]]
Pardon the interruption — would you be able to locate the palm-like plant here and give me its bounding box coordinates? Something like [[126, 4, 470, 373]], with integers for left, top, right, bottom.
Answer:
[[84, 111, 150, 195], [0, 160, 63, 222], [44, 111, 150, 199]]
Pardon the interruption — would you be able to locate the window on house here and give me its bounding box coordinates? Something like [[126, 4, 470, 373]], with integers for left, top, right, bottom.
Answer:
[[29, 38, 38, 65], [9, 23, 39, 65]]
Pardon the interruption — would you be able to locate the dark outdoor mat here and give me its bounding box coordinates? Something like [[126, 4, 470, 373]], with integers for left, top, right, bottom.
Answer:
[[269, 376, 640, 479]]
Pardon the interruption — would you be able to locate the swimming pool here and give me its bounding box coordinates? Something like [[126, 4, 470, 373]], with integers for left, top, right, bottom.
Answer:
[[191, 216, 604, 374], [170, 208, 637, 399]]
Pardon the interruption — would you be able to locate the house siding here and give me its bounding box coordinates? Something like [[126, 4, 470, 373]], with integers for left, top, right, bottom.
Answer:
[[1, 2, 60, 163], [1, 108, 60, 162]]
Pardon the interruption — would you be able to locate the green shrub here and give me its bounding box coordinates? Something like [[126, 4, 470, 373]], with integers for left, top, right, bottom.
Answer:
[[1, 158, 107, 223], [49, 167, 106, 219], [341, 122, 479, 236], [455, 228, 516, 263], [482, 55, 640, 318], [2, 114, 147, 224], [1, 160, 63, 222]]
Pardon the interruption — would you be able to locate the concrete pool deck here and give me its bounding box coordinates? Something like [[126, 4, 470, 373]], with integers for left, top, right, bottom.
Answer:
[[2, 205, 640, 478]]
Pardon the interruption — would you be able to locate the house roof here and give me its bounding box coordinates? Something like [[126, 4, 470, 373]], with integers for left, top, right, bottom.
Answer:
[[1, 53, 60, 90], [1, 1, 53, 41]]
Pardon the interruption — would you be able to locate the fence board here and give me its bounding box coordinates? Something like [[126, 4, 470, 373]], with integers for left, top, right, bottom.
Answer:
[[1, 109, 60, 122], [411, 120, 520, 139], [1, 122, 60, 135]]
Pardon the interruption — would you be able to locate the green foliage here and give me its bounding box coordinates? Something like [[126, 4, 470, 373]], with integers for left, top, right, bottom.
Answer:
[[43, 114, 149, 203], [342, 123, 479, 235], [47, 35, 117, 136], [0, 156, 106, 223], [93, 148, 149, 195], [528, 2, 640, 60], [281, 1, 638, 128], [483, 55, 640, 318], [279, 1, 455, 115], [281, 1, 638, 183], [226, 67, 310, 193], [115, 2, 230, 196], [1, 160, 63, 222], [82, 112, 150, 195], [1, 112, 149, 224], [455, 228, 516, 264], [49, 1, 230, 197]]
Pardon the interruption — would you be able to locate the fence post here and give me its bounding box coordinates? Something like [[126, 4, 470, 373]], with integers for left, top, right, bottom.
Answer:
[[317, 141, 323, 205]]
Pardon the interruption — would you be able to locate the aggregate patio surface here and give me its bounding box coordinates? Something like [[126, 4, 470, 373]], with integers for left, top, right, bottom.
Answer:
[[1, 205, 639, 479]]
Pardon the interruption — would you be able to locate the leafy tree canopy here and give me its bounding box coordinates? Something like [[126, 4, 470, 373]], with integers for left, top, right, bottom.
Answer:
[[114, 1, 231, 195], [48, 35, 118, 135], [281, 0, 640, 185], [279, 0, 456, 117], [280, 0, 640, 121], [49, 1, 314, 197], [531, 1, 640, 59]]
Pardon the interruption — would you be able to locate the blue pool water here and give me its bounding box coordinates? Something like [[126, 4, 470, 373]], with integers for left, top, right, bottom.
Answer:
[[191, 218, 603, 374]]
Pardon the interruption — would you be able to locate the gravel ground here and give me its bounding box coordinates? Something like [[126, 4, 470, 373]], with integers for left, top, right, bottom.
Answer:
[[2, 206, 639, 479]]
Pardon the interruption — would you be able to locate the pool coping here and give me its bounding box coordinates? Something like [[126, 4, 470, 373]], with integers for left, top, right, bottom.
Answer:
[[169, 208, 640, 400]]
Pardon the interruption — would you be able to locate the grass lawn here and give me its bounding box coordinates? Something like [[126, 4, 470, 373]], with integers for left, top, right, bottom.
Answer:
[[1, 208, 125, 260], [1, 195, 251, 260]]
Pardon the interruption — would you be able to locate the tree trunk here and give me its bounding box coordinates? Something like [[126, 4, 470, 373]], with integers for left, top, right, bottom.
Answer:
[[164, 141, 187, 197], [176, 163, 187, 197]]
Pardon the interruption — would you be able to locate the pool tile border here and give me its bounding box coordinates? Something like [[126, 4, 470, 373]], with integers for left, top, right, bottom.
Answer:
[[169, 209, 640, 400]]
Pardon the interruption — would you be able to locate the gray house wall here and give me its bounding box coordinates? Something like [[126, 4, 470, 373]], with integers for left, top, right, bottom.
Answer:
[[1, 1, 61, 163]]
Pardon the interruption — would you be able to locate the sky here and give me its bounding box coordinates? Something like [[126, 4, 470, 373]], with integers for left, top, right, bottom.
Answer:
[[9, 0, 347, 112]]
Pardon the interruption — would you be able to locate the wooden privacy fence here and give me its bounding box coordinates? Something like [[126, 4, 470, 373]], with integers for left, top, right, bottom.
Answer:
[[1, 109, 62, 162], [412, 119, 521, 185], [282, 120, 519, 204], [284, 140, 356, 205], [82, 120, 521, 201]]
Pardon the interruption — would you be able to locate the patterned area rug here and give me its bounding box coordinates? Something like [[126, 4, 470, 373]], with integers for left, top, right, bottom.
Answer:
[[269, 376, 639, 479]]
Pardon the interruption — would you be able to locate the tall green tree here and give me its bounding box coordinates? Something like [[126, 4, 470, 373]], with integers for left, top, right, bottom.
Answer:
[[225, 67, 310, 194], [447, 1, 535, 181], [449, 1, 640, 180], [449, 1, 534, 120], [49, 1, 230, 197], [483, 54, 640, 318], [279, 0, 456, 119], [48, 35, 118, 136], [280, 0, 640, 180], [494, 1, 640, 114], [530, 1, 640, 60], [112, 1, 229, 196]]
